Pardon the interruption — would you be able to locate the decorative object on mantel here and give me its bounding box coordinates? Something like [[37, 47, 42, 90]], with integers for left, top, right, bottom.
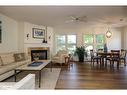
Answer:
[[32, 28, 45, 39], [0, 21, 2, 43], [43, 38, 47, 43]]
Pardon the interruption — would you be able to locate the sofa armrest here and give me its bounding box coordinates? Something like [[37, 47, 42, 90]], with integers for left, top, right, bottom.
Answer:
[[0, 74, 35, 90], [12, 74, 35, 89], [60, 54, 69, 63]]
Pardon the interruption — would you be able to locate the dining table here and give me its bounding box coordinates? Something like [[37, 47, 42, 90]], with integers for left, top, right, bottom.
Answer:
[[97, 52, 112, 66]]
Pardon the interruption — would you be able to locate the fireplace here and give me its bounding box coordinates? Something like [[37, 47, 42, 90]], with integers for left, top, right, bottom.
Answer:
[[31, 50, 47, 61], [28, 47, 50, 61]]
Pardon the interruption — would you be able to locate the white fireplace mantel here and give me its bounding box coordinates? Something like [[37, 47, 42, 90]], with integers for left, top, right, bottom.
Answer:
[[24, 43, 51, 47], [24, 42, 51, 54]]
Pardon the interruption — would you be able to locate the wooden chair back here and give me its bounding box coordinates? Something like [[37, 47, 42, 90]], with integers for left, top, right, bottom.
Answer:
[[90, 49, 94, 57], [111, 50, 120, 60], [120, 49, 126, 58]]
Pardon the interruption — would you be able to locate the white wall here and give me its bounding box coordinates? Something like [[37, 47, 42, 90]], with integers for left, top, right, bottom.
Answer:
[[106, 28, 121, 50], [122, 26, 127, 49], [121, 26, 127, 61], [0, 13, 54, 56], [54, 26, 122, 52], [24, 22, 46, 44], [22, 22, 54, 59], [0, 13, 18, 53], [18, 21, 24, 52]]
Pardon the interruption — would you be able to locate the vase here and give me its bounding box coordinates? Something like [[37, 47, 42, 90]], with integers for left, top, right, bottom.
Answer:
[[104, 44, 108, 52]]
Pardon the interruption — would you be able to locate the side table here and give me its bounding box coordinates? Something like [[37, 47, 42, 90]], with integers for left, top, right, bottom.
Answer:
[[65, 56, 70, 65]]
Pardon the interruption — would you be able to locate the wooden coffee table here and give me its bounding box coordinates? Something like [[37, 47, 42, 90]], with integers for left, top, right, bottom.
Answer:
[[14, 60, 52, 88]]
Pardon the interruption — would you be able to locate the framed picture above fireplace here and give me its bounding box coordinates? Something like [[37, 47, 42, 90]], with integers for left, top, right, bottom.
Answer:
[[32, 28, 45, 39]]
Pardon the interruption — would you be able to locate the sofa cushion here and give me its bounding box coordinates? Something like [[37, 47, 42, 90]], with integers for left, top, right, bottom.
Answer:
[[15, 59, 31, 67], [0, 62, 17, 75], [14, 53, 25, 62], [0, 59, 31, 75], [0, 53, 15, 65]]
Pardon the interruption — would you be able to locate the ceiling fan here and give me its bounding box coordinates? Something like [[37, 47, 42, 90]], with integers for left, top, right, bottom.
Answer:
[[66, 15, 87, 23]]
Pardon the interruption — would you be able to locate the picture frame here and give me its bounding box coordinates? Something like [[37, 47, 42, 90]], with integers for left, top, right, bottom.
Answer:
[[32, 28, 45, 39]]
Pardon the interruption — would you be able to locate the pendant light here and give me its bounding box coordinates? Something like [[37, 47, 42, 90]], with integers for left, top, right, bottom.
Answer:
[[106, 25, 112, 38]]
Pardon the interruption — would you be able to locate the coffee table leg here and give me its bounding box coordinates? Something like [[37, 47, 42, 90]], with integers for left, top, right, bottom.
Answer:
[[39, 70, 41, 88], [14, 70, 16, 82]]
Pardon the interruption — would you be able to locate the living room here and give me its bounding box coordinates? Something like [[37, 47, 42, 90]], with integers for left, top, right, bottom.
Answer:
[[1, 4, 127, 91], [0, 6, 125, 56]]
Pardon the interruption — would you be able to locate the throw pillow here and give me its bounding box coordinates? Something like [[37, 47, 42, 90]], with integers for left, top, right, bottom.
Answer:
[[0, 53, 15, 65], [14, 53, 25, 62]]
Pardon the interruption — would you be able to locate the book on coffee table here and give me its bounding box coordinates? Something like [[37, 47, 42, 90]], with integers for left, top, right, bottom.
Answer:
[[28, 62, 44, 67]]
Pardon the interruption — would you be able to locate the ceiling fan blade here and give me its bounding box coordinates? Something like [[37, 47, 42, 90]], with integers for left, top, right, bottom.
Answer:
[[70, 16, 77, 20], [65, 19, 74, 23], [66, 15, 87, 23], [79, 16, 87, 22]]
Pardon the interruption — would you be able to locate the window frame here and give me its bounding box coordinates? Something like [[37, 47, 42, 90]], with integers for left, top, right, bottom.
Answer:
[[55, 34, 77, 54], [55, 34, 66, 52], [83, 33, 106, 51]]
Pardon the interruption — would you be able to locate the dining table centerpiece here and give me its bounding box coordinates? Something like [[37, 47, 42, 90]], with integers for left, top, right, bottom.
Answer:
[[104, 43, 108, 53]]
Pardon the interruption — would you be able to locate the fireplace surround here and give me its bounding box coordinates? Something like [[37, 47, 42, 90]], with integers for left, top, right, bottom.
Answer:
[[28, 47, 50, 61]]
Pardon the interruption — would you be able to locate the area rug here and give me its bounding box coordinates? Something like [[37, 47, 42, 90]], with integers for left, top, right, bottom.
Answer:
[[36, 68, 61, 89], [4, 68, 61, 90]]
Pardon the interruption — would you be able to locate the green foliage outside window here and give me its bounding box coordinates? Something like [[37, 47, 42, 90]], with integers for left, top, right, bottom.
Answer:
[[96, 35, 105, 44], [84, 34, 94, 44], [56, 35, 76, 54]]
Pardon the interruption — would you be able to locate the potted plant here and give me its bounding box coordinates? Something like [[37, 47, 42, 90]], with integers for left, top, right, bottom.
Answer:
[[74, 46, 87, 62]]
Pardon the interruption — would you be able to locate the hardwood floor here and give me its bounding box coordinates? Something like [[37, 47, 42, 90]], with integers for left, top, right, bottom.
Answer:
[[55, 62, 127, 89]]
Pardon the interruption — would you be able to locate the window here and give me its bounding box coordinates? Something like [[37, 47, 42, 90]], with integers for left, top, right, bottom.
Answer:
[[83, 34, 105, 55], [56, 35, 66, 51], [84, 34, 94, 44], [56, 35, 76, 54], [67, 35, 76, 54], [95, 34, 105, 50], [83, 34, 94, 55]]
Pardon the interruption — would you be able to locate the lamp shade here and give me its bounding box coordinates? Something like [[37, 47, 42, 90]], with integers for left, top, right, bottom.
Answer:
[[106, 30, 112, 38]]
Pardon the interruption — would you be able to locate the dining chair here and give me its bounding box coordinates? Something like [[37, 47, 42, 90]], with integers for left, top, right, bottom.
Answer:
[[120, 49, 126, 66], [106, 50, 120, 68], [90, 49, 102, 65], [98, 49, 103, 52]]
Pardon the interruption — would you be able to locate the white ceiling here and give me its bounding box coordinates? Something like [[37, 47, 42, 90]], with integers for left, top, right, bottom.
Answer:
[[0, 6, 127, 28]]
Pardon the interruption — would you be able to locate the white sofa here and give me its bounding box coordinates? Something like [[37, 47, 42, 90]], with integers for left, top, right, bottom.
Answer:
[[0, 53, 31, 81], [0, 74, 35, 90]]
